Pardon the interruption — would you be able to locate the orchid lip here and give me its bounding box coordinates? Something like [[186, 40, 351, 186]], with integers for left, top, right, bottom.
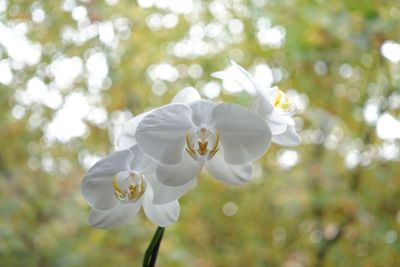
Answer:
[[112, 171, 145, 203], [185, 127, 220, 161]]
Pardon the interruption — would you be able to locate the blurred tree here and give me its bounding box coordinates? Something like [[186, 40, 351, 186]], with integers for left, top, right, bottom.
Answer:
[[0, 0, 399, 266]]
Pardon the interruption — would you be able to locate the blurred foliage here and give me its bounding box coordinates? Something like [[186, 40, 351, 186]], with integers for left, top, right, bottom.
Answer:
[[1, 0, 400, 266]]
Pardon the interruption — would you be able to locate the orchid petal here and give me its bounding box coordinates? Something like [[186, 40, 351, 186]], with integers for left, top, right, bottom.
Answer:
[[129, 145, 155, 174], [172, 87, 201, 104], [189, 99, 217, 127], [265, 86, 279, 103], [250, 95, 275, 117], [212, 62, 258, 96], [213, 103, 271, 165], [272, 125, 301, 146], [143, 188, 180, 227], [286, 116, 296, 126], [205, 148, 252, 185], [135, 103, 194, 165], [212, 68, 257, 94], [117, 111, 151, 150], [146, 171, 196, 204], [265, 110, 288, 135], [88, 201, 142, 229], [229, 61, 274, 113], [81, 150, 133, 210], [156, 152, 203, 186]]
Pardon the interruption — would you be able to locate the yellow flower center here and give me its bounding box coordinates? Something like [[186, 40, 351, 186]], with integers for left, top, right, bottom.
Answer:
[[112, 171, 145, 203], [273, 89, 296, 114], [185, 127, 220, 161]]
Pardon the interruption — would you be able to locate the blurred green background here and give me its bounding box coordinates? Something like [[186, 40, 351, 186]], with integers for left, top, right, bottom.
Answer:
[[1, 0, 400, 266]]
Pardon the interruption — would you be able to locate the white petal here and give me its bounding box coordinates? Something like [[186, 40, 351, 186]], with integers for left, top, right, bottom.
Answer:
[[188, 99, 217, 127], [212, 63, 257, 96], [146, 172, 196, 204], [143, 188, 180, 227], [272, 125, 301, 146], [251, 95, 275, 118], [129, 145, 155, 174], [212, 68, 257, 94], [156, 152, 203, 186], [228, 61, 266, 93], [213, 103, 271, 165], [117, 111, 151, 150], [265, 86, 279, 103], [88, 201, 142, 229], [286, 116, 296, 126], [231, 60, 274, 115], [135, 103, 194, 165], [230, 61, 274, 113], [172, 87, 201, 104], [265, 110, 287, 135], [81, 150, 133, 210], [205, 148, 252, 185]]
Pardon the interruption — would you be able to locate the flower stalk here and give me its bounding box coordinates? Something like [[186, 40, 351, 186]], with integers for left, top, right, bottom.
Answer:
[[143, 227, 165, 267]]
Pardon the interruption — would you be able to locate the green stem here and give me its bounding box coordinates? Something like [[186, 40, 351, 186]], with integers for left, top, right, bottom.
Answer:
[[142, 227, 165, 267], [148, 229, 164, 267]]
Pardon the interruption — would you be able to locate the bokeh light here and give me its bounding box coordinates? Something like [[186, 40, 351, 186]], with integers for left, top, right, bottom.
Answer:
[[1, 0, 400, 266]]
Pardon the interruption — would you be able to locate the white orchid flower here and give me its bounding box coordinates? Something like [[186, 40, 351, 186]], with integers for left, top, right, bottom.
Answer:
[[212, 61, 301, 146], [81, 145, 192, 229], [132, 88, 272, 187], [116, 88, 201, 201], [117, 87, 201, 151]]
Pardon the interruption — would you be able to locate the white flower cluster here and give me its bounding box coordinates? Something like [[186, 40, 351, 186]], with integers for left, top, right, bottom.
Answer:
[[81, 61, 301, 228]]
